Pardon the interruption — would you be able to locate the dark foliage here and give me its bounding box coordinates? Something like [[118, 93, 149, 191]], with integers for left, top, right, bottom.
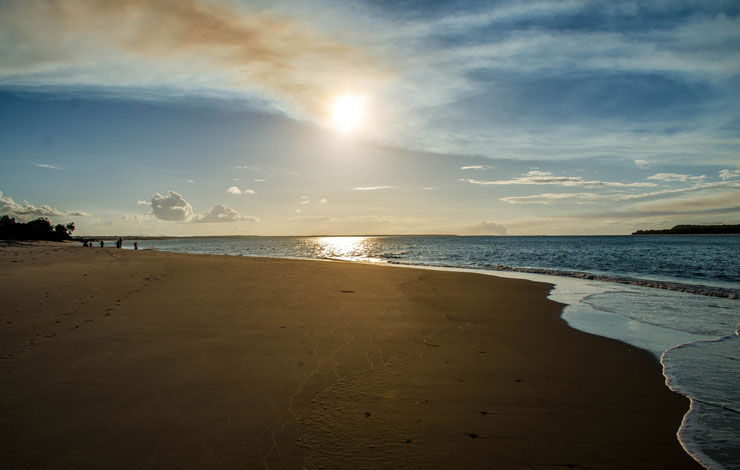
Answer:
[[633, 224, 740, 235], [0, 215, 75, 241]]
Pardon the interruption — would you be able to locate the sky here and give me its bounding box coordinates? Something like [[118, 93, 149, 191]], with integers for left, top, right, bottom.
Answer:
[[1, 0, 739, 236]]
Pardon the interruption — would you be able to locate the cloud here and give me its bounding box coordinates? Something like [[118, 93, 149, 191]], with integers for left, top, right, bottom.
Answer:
[[461, 165, 492, 170], [500, 181, 740, 204], [458, 221, 508, 235], [647, 173, 707, 182], [136, 200, 149, 206], [354, 186, 394, 191], [150, 191, 193, 221], [318, 198, 328, 203], [253, 179, 266, 182], [0, 190, 87, 219], [634, 160, 651, 169], [35, 163, 62, 170], [634, 189, 740, 214], [228, 186, 254, 195], [67, 210, 92, 217], [191, 204, 258, 223], [186, 179, 195, 183], [719, 169, 740, 180], [299, 196, 310, 205], [464, 170, 656, 188], [0, 0, 386, 120]]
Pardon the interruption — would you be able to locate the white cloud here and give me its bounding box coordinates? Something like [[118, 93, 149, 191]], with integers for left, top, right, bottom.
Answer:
[[191, 204, 259, 223], [150, 191, 193, 221], [458, 221, 508, 235], [423, 187, 437, 190], [0, 190, 87, 219], [318, 198, 328, 203], [647, 173, 707, 182], [186, 179, 195, 183], [228, 186, 254, 195], [634, 160, 651, 168], [35, 163, 62, 170], [253, 179, 266, 182], [464, 170, 656, 188], [501, 181, 740, 204], [501, 192, 595, 204], [136, 200, 149, 206], [299, 196, 310, 205], [719, 169, 740, 180], [461, 165, 492, 170], [354, 186, 394, 191]]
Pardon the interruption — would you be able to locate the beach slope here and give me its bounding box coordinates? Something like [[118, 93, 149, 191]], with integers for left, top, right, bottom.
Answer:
[[0, 244, 699, 469]]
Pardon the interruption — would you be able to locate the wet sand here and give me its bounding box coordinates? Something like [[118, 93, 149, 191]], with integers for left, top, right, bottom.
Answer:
[[0, 243, 700, 469]]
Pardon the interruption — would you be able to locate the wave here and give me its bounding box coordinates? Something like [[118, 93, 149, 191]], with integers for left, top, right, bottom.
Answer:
[[378, 260, 740, 299], [662, 334, 740, 470]]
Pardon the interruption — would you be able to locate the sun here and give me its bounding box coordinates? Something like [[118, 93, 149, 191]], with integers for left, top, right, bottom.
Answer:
[[330, 94, 365, 134]]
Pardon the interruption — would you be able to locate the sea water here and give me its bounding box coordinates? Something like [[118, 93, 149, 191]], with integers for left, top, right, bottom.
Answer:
[[129, 235, 740, 469]]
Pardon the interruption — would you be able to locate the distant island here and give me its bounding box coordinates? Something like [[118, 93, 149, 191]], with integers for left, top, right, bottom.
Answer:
[[632, 224, 740, 235]]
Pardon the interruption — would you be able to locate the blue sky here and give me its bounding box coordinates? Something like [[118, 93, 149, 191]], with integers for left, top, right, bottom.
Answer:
[[1, 0, 738, 235]]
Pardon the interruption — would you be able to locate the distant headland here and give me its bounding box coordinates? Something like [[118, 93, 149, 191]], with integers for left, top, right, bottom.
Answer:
[[632, 224, 740, 235]]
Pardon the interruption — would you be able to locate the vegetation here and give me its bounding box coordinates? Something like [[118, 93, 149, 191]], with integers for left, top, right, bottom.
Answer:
[[632, 224, 740, 235], [0, 215, 75, 241]]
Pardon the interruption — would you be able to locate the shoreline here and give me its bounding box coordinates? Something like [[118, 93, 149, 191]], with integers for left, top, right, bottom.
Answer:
[[0, 244, 701, 468]]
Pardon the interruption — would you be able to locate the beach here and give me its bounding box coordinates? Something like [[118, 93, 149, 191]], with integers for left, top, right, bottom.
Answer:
[[0, 243, 700, 469]]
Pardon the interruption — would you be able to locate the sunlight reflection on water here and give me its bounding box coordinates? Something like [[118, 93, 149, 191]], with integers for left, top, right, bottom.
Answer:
[[301, 236, 383, 262]]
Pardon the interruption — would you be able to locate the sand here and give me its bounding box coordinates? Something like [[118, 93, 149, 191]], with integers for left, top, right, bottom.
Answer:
[[0, 243, 701, 469]]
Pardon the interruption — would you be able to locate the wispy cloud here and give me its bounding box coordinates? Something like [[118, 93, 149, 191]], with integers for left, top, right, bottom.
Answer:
[[0, 0, 387, 119], [647, 173, 707, 182], [634, 160, 651, 169], [464, 170, 656, 188], [500, 181, 740, 204], [719, 169, 740, 180], [353, 186, 394, 191], [35, 163, 62, 170], [461, 165, 492, 170], [634, 190, 740, 214]]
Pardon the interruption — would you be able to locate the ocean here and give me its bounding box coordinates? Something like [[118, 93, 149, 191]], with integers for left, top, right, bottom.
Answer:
[[127, 235, 739, 469]]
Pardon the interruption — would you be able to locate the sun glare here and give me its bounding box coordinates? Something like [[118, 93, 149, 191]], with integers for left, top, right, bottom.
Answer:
[[331, 94, 365, 133]]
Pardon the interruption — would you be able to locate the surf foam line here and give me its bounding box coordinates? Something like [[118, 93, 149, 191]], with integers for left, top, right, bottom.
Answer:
[[661, 332, 740, 470], [382, 261, 740, 299]]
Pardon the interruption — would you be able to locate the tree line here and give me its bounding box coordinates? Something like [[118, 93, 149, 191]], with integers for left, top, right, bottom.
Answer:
[[0, 215, 75, 241]]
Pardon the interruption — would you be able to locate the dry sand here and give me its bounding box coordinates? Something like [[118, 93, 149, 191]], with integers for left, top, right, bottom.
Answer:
[[0, 243, 700, 469]]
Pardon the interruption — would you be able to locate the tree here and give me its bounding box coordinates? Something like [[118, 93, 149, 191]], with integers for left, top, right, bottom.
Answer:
[[0, 215, 76, 241]]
